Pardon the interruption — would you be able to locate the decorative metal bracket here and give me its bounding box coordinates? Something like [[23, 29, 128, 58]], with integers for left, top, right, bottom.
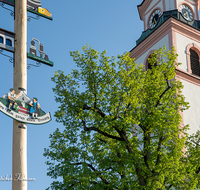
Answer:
[[27, 61, 41, 70], [0, 2, 14, 17], [27, 15, 41, 22], [0, 48, 14, 63]]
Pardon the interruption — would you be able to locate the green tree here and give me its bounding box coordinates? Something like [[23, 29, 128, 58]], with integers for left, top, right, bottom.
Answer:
[[44, 45, 199, 189]]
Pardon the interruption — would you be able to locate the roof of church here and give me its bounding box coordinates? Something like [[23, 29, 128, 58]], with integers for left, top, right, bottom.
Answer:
[[137, 0, 145, 20], [137, 0, 145, 8]]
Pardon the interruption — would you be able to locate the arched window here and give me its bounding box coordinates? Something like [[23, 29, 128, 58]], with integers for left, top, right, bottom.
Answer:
[[190, 49, 200, 76], [0, 36, 3, 44], [147, 53, 157, 70], [6, 39, 12, 46]]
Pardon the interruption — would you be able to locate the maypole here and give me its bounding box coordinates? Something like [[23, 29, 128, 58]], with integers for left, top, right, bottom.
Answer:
[[0, 0, 53, 189], [12, 0, 27, 189]]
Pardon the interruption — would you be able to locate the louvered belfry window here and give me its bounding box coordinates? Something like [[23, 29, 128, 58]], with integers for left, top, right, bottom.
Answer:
[[190, 49, 200, 76]]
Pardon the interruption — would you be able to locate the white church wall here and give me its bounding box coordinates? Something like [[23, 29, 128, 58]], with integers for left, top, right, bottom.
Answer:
[[146, 0, 160, 13], [165, 0, 175, 10], [176, 32, 200, 72], [135, 51, 148, 67], [181, 79, 200, 135], [176, 0, 184, 6]]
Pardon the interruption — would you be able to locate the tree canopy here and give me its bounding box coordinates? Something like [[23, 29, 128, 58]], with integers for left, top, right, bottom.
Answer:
[[44, 45, 200, 190]]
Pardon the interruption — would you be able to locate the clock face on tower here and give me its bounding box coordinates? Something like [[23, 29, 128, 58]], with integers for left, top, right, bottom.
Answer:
[[179, 4, 193, 21], [149, 9, 162, 29]]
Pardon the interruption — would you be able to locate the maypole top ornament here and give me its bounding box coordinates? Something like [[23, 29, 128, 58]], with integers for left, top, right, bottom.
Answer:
[[0, 88, 51, 125]]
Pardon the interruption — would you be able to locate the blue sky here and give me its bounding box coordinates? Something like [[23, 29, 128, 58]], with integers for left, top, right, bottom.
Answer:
[[0, 0, 143, 189]]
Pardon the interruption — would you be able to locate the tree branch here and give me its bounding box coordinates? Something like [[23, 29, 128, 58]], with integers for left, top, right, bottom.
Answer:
[[114, 126, 147, 186], [98, 138, 107, 143], [155, 86, 171, 107], [167, 184, 173, 190], [143, 131, 152, 172], [190, 140, 200, 174], [116, 151, 126, 180], [196, 167, 200, 174], [71, 162, 110, 185], [83, 104, 106, 118], [155, 74, 171, 107], [155, 136, 164, 166], [82, 120, 123, 141], [191, 140, 200, 147], [103, 166, 112, 172], [124, 103, 131, 117], [113, 97, 123, 120]]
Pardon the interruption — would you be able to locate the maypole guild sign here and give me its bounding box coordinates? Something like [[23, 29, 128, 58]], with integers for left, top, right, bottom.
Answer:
[[28, 38, 54, 67], [0, 29, 54, 67], [0, 28, 14, 53], [0, 88, 51, 125], [0, 0, 53, 125], [0, 0, 52, 20]]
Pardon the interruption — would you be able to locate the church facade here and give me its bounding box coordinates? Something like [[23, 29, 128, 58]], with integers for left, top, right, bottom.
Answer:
[[130, 0, 200, 135]]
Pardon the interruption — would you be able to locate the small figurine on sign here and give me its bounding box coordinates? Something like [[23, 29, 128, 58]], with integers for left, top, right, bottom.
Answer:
[[30, 40, 37, 56], [0, 88, 51, 124], [29, 97, 40, 118], [7, 88, 21, 111]]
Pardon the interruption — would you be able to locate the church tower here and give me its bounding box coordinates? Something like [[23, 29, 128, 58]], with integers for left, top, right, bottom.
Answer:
[[130, 0, 200, 135]]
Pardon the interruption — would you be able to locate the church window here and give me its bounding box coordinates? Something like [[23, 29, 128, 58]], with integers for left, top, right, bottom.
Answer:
[[0, 36, 3, 44], [6, 39, 12, 46], [147, 53, 157, 70], [190, 49, 200, 76]]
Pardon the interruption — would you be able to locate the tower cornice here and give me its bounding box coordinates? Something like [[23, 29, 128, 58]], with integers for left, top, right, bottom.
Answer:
[[135, 10, 200, 47], [138, 0, 200, 21], [130, 16, 200, 60]]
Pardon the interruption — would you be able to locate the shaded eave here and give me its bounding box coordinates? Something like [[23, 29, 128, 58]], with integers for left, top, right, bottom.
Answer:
[[0, 27, 14, 35]]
